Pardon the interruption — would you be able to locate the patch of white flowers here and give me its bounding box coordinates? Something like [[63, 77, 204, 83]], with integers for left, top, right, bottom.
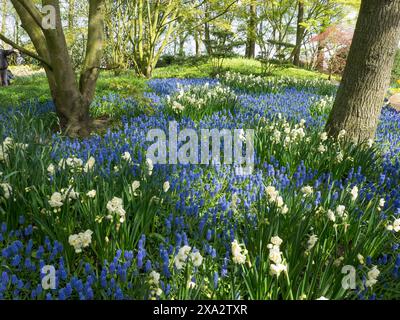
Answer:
[[387, 218, 400, 232], [166, 83, 237, 115], [268, 236, 287, 277], [174, 245, 203, 270], [130, 180, 140, 196], [301, 185, 314, 197], [68, 230, 93, 253], [48, 186, 79, 211], [265, 185, 288, 214], [163, 181, 170, 193], [106, 197, 126, 223], [56, 156, 95, 173], [231, 239, 248, 265], [148, 270, 163, 299], [365, 265, 380, 288], [306, 234, 318, 251], [349, 186, 359, 201]]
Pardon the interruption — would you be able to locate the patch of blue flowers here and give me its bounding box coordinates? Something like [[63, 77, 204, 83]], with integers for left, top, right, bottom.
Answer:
[[2, 77, 400, 300]]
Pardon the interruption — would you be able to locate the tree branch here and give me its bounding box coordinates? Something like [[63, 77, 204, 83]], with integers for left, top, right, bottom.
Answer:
[[0, 33, 52, 69]]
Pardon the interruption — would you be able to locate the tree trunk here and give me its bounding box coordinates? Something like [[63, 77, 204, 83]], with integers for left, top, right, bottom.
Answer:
[[68, 0, 75, 30], [293, 0, 304, 66], [9, 0, 105, 137], [326, 0, 400, 143], [179, 34, 185, 57], [204, 4, 212, 56], [195, 29, 201, 57], [1, 0, 6, 46], [245, 2, 257, 59]]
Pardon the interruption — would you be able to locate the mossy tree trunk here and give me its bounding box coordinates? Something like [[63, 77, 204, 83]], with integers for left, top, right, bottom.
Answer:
[[326, 0, 400, 143]]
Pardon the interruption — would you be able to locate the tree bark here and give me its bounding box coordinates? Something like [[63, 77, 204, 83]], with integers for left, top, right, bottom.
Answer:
[[195, 29, 201, 57], [245, 2, 257, 59], [68, 0, 75, 30], [1, 0, 6, 46], [292, 0, 304, 66], [326, 0, 400, 143], [10, 0, 106, 137]]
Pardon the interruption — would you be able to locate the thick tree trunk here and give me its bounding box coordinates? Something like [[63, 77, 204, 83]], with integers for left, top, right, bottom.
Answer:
[[292, 0, 304, 66], [326, 0, 400, 143], [10, 0, 105, 137], [245, 2, 257, 59]]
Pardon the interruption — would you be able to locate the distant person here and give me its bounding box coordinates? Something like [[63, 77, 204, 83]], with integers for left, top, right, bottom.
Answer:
[[0, 48, 16, 87]]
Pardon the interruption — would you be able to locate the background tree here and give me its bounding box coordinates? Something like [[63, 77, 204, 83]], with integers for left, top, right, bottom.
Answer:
[[326, 0, 400, 143], [0, 0, 106, 137]]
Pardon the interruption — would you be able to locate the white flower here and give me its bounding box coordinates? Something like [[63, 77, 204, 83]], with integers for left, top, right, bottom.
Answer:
[[316, 296, 329, 300], [301, 186, 313, 197], [336, 151, 344, 163], [49, 192, 63, 208], [0, 183, 12, 199], [350, 186, 358, 201], [66, 157, 83, 168], [387, 218, 400, 232], [367, 139, 374, 148], [272, 129, 281, 143], [47, 164, 56, 176], [149, 271, 160, 285], [190, 251, 203, 267], [270, 263, 287, 277], [130, 181, 140, 194], [318, 144, 327, 153], [122, 152, 132, 162], [86, 190, 97, 198], [174, 245, 192, 270], [281, 204, 289, 214], [393, 219, 400, 232], [320, 132, 328, 141], [269, 245, 282, 264], [307, 235, 318, 250], [63, 187, 79, 200], [146, 158, 153, 175], [270, 236, 283, 246], [365, 266, 380, 288], [327, 209, 336, 222], [336, 205, 346, 217], [83, 156, 95, 172], [68, 230, 93, 253], [357, 254, 365, 265], [163, 181, 170, 193], [276, 196, 284, 208], [379, 198, 385, 208], [106, 197, 126, 223], [265, 186, 279, 202], [231, 240, 247, 265]]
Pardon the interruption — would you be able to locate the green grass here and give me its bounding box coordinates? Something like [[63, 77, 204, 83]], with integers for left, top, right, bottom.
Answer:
[[0, 58, 329, 107], [154, 57, 329, 79]]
